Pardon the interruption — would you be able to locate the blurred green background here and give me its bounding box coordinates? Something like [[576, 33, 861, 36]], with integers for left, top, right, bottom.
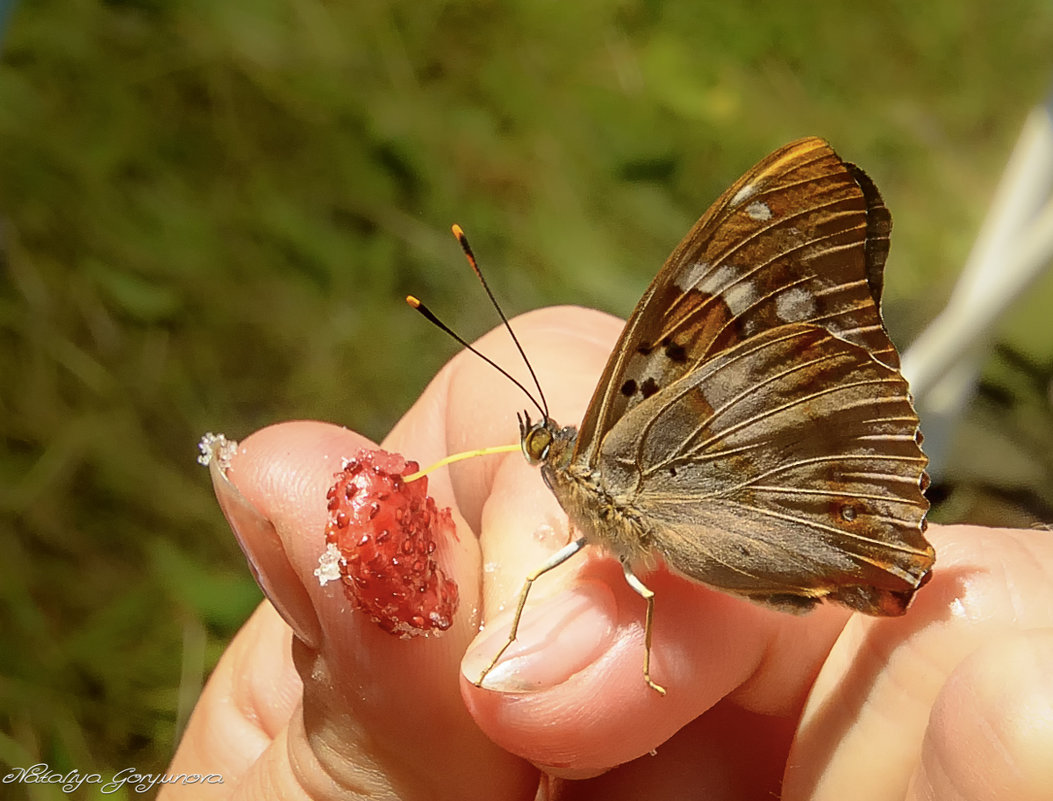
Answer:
[[2, 0, 1052, 792]]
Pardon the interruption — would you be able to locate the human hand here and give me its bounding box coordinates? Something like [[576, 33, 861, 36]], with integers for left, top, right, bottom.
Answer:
[[162, 307, 1053, 800]]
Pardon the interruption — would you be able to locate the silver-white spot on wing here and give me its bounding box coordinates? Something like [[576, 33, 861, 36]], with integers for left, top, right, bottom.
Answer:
[[724, 281, 757, 318], [682, 260, 711, 290], [730, 183, 757, 206], [745, 201, 772, 221], [692, 263, 755, 316], [775, 286, 817, 321]]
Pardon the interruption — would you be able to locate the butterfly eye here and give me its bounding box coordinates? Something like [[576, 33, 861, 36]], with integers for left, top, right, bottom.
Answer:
[[521, 424, 553, 465]]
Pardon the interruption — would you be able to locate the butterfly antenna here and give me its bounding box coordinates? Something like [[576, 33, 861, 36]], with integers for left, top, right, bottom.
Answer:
[[451, 224, 550, 420], [406, 295, 547, 420]]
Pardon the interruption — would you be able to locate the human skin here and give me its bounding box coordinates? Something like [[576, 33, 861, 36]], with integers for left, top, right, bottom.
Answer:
[[162, 307, 1053, 800]]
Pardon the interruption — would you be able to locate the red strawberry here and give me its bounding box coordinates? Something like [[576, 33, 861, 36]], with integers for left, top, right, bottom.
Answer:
[[318, 448, 459, 637]]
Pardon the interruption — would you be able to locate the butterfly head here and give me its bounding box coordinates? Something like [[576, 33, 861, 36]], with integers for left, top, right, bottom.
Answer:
[[518, 411, 575, 471]]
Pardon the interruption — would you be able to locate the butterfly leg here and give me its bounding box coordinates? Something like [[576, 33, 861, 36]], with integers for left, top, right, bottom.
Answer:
[[475, 536, 589, 688], [621, 562, 666, 696]]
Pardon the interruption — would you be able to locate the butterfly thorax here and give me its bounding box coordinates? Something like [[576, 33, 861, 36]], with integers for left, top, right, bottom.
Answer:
[[521, 415, 653, 565]]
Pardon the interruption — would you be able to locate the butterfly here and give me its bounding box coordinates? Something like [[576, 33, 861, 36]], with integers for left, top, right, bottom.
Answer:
[[456, 137, 935, 695]]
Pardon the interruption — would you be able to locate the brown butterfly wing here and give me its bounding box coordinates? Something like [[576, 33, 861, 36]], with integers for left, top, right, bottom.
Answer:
[[575, 137, 898, 466], [597, 323, 933, 614]]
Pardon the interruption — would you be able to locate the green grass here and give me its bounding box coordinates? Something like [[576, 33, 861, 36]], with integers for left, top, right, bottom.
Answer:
[[2, 0, 1052, 787]]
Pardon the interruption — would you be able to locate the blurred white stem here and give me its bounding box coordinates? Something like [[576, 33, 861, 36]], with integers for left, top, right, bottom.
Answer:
[[902, 102, 1053, 398], [901, 99, 1053, 472]]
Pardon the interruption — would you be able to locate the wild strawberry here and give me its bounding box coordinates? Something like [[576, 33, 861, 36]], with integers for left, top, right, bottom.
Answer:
[[316, 448, 458, 638]]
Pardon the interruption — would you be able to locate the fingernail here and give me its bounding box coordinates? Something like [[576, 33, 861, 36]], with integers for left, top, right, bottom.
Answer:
[[210, 457, 323, 648], [462, 581, 616, 692]]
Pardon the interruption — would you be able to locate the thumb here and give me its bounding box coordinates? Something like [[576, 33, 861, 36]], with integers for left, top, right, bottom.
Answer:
[[163, 421, 533, 800]]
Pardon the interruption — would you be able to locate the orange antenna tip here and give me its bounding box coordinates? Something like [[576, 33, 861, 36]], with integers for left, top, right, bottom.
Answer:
[[407, 223, 549, 420], [451, 224, 478, 271]]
